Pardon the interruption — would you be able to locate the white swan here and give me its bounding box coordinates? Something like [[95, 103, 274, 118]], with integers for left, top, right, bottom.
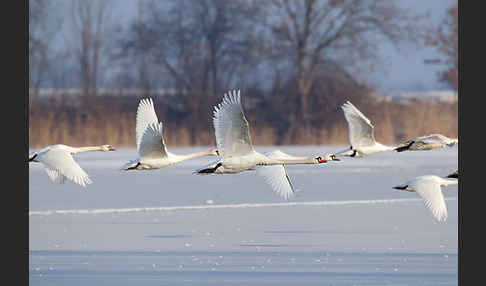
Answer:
[[195, 89, 340, 199], [335, 101, 396, 157], [29, 144, 116, 187], [393, 170, 458, 222], [395, 134, 458, 152], [122, 98, 219, 170]]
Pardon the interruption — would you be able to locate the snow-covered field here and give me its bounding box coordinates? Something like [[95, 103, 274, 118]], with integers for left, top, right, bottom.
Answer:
[[29, 145, 458, 285]]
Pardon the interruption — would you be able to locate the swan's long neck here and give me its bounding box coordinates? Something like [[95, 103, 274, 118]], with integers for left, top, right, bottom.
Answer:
[[278, 157, 317, 165], [171, 150, 215, 163], [71, 146, 105, 154], [264, 156, 317, 165], [440, 178, 459, 187]]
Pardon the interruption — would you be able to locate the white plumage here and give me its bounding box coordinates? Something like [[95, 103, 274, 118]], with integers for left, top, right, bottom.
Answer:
[[196, 89, 340, 199], [336, 101, 396, 157], [213, 90, 255, 159], [29, 144, 116, 187], [395, 134, 458, 152], [123, 98, 218, 170], [393, 172, 458, 222]]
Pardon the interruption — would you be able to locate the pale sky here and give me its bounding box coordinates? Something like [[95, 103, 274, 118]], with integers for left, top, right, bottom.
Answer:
[[48, 0, 456, 93]]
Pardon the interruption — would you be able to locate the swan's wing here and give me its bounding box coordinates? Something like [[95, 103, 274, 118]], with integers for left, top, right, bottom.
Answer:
[[138, 122, 168, 159], [265, 150, 303, 161], [44, 168, 66, 184], [412, 178, 448, 222], [256, 165, 295, 200], [341, 101, 375, 147], [39, 149, 92, 187], [136, 98, 164, 154], [419, 134, 450, 145], [213, 89, 254, 159]]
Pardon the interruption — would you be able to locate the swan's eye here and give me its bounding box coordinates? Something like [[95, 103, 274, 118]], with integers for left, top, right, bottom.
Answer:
[[316, 156, 326, 163]]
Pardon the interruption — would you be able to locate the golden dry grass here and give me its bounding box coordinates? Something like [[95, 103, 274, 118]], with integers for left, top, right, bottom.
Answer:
[[29, 97, 457, 148]]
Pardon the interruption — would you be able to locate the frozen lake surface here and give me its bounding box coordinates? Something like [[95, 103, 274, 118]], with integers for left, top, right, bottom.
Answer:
[[29, 145, 458, 285]]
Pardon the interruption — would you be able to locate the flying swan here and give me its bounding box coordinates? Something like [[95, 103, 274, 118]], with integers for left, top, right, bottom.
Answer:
[[28, 144, 116, 187], [195, 89, 340, 199], [393, 170, 458, 222], [335, 101, 396, 157], [395, 134, 458, 152], [122, 98, 218, 170]]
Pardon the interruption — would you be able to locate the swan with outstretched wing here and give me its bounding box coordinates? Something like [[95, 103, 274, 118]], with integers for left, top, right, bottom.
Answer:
[[122, 98, 218, 170], [29, 144, 116, 187], [395, 134, 458, 152], [335, 101, 396, 158], [195, 89, 340, 199], [393, 170, 458, 222]]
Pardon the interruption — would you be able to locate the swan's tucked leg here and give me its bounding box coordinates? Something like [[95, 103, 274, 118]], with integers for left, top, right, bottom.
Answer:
[[122, 160, 141, 171], [446, 171, 458, 179], [395, 141, 414, 152], [335, 147, 355, 157], [29, 154, 38, 162], [195, 162, 223, 174]]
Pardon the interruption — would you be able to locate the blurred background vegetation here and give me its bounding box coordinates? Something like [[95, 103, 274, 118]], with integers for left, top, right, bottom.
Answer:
[[29, 0, 458, 148]]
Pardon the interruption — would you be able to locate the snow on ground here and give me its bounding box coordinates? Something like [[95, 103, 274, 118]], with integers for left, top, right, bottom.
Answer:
[[29, 145, 458, 285]]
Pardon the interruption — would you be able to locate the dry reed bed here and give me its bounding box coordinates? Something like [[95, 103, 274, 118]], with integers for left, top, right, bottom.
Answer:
[[29, 96, 457, 148]]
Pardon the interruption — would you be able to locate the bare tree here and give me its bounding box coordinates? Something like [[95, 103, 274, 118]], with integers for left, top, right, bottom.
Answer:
[[116, 0, 264, 143], [29, 0, 61, 95], [425, 2, 458, 91], [261, 0, 421, 125], [119, 0, 262, 93], [70, 0, 114, 97]]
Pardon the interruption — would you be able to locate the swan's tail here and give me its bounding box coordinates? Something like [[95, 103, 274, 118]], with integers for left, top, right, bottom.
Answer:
[[194, 162, 222, 175], [121, 159, 140, 171]]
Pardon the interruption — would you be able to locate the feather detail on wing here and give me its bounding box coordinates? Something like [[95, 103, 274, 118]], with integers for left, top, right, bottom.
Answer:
[[341, 101, 376, 147], [265, 150, 303, 161], [412, 178, 448, 222], [44, 168, 66, 184], [138, 122, 168, 159], [256, 165, 295, 200], [136, 98, 161, 154], [213, 89, 254, 159], [39, 149, 92, 187]]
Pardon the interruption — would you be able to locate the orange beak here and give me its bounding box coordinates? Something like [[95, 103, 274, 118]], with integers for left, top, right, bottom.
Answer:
[[318, 158, 327, 163], [332, 157, 340, 161], [109, 147, 116, 151]]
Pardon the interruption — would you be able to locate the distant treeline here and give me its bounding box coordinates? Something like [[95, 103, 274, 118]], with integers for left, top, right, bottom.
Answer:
[[29, 91, 458, 148]]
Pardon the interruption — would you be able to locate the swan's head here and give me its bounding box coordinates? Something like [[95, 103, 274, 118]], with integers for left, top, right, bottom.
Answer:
[[315, 154, 340, 163], [209, 148, 220, 156], [327, 154, 340, 161], [315, 156, 326, 163], [101, 145, 116, 151]]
